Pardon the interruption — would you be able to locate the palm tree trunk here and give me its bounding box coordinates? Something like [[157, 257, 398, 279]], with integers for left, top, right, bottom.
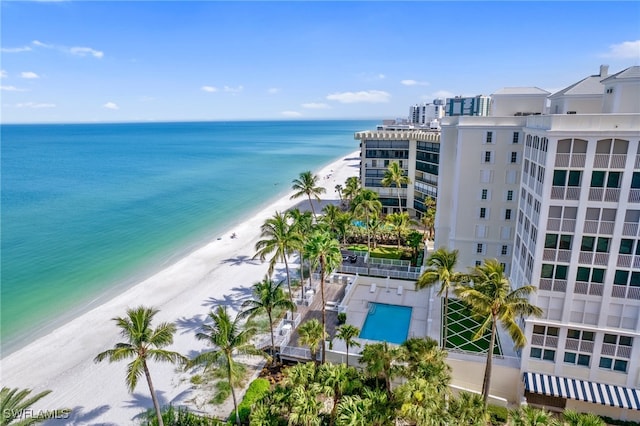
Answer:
[[307, 194, 317, 220], [482, 316, 497, 407], [443, 288, 449, 349], [397, 184, 402, 214], [228, 362, 240, 426], [365, 212, 371, 252], [268, 310, 275, 359], [143, 361, 164, 426], [320, 258, 326, 364], [283, 255, 295, 317], [345, 344, 350, 367]]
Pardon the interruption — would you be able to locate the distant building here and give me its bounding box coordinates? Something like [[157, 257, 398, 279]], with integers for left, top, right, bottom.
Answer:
[[445, 95, 491, 117], [409, 99, 445, 127]]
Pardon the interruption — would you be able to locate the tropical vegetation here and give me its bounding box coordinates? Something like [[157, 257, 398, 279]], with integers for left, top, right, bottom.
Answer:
[[0, 387, 70, 426]]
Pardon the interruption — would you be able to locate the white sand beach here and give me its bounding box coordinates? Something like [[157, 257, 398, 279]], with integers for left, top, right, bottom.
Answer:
[[0, 151, 361, 425]]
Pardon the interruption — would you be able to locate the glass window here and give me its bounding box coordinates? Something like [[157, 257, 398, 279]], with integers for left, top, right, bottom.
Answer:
[[541, 264, 554, 279], [543, 350, 555, 361], [607, 172, 621, 188], [485, 151, 492, 162], [564, 352, 577, 363], [630, 272, 640, 287], [614, 270, 629, 285], [545, 234, 558, 249], [501, 245, 508, 255], [476, 244, 483, 254], [480, 208, 486, 218], [486, 132, 493, 143], [619, 336, 633, 346], [567, 329, 580, 339], [599, 357, 613, 369], [533, 325, 545, 335], [581, 236, 595, 252], [620, 239, 634, 254], [596, 237, 610, 253], [632, 172, 640, 189], [576, 267, 590, 282], [507, 190, 513, 201], [553, 170, 567, 186], [591, 171, 605, 187], [568, 171, 581, 187], [603, 334, 617, 344], [481, 189, 488, 200], [577, 354, 590, 366], [530, 347, 542, 358], [591, 269, 605, 283], [582, 331, 594, 341], [613, 359, 628, 372], [559, 235, 572, 250], [512, 132, 519, 144], [547, 327, 559, 337], [555, 265, 568, 280], [505, 209, 512, 220], [511, 152, 518, 163]]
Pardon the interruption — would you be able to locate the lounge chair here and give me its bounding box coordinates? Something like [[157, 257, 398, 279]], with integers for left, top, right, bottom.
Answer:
[[370, 283, 376, 293], [397, 285, 403, 296]]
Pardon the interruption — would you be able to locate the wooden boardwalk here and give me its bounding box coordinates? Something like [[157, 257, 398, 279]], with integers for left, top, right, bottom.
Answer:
[[288, 279, 347, 347]]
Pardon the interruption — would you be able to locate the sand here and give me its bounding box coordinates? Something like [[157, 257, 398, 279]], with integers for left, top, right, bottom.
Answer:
[[0, 151, 361, 425]]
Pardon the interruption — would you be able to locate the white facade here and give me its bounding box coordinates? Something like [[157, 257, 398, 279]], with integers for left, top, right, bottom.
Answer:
[[409, 99, 445, 126]]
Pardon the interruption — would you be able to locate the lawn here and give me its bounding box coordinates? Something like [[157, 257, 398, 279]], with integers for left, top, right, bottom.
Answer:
[[444, 298, 502, 355], [346, 244, 411, 260]]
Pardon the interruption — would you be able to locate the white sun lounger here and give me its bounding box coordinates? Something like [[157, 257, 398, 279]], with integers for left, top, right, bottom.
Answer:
[[370, 283, 376, 293], [397, 285, 404, 296]]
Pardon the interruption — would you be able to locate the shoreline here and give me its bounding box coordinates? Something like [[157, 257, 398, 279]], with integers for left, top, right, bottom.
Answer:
[[0, 150, 360, 423]]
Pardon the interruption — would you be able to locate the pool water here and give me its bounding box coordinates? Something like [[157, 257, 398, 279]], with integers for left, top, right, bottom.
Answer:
[[359, 303, 412, 344]]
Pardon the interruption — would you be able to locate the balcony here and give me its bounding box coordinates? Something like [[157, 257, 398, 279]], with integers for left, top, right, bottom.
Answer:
[[588, 187, 620, 202], [578, 251, 610, 266], [583, 220, 615, 235], [629, 189, 640, 203], [539, 278, 567, 292], [611, 285, 640, 300], [574, 281, 604, 296], [622, 222, 639, 237]]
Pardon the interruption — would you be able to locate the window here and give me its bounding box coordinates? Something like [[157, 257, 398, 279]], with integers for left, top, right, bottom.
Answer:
[[553, 170, 567, 186], [619, 239, 634, 254], [476, 243, 484, 254], [486, 132, 493, 143], [501, 245, 508, 255], [632, 172, 640, 189], [505, 209, 512, 220], [475, 260, 481, 266], [484, 151, 492, 163], [545, 234, 558, 249], [591, 171, 605, 188], [599, 357, 628, 372], [512, 132, 519, 144], [567, 171, 582, 187], [599, 334, 633, 372], [507, 190, 513, 201], [564, 352, 591, 366], [559, 235, 572, 250], [510, 152, 518, 163], [596, 237, 610, 253], [480, 208, 486, 219], [581, 236, 595, 251], [481, 189, 488, 200]]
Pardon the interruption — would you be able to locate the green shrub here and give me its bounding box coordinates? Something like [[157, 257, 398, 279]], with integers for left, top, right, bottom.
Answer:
[[142, 404, 223, 425], [601, 416, 640, 426], [210, 381, 231, 405], [228, 378, 271, 424], [190, 374, 204, 385], [487, 404, 508, 425], [337, 312, 346, 325]]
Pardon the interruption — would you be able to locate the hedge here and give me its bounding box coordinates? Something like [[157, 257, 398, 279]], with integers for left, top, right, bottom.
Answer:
[[228, 378, 270, 424]]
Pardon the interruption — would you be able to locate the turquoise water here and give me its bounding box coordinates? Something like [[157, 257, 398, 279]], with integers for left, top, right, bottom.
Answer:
[[360, 303, 412, 344], [1, 120, 376, 354]]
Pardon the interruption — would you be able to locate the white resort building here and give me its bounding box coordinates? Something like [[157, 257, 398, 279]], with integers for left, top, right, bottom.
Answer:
[[352, 65, 640, 420]]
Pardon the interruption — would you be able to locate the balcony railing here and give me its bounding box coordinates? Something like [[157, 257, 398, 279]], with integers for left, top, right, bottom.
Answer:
[[571, 154, 586, 168], [539, 278, 567, 292], [629, 189, 640, 203], [611, 285, 640, 300]]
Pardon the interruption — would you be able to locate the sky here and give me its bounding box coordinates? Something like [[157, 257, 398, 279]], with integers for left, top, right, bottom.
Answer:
[[1, 1, 639, 123]]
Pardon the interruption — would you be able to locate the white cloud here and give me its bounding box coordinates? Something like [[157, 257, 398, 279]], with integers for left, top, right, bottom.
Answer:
[[21, 71, 40, 79], [103, 102, 119, 110], [281, 110, 302, 117], [201, 86, 218, 92], [16, 102, 56, 108], [401, 79, 429, 86], [224, 85, 244, 93], [1, 85, 27, 92], [69, 47, 104, 58], [602, 40, 640, 59], [378, 74, 386, 79], [326, 90, 391, 104], [1, 70, 7, 79], [32, 40, 52, 48], [1, 46, 32, 53], [302, 102, 330, 109], [267, 87, 281, 94]]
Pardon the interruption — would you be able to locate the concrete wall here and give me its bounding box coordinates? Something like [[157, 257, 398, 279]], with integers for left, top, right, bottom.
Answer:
[[448, 357, 522, 406]]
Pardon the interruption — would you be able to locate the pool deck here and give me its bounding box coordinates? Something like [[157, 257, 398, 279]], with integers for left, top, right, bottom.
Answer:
[[332, 276, 433, 352]]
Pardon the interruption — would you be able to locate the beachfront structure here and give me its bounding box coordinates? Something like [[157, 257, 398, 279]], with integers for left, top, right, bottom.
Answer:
[[511, 66, 640, 419], [409, 99, 445, 127], [445, 95, 492, 117], [355, 128, 440, 216], [436, 88, 550, 274]]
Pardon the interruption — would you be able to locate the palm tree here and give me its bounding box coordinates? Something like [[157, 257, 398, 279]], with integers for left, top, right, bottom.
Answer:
[[406, 231, 423, 266], [290, 171, 326, 220], [334, 324, 361, 367], [457, 259, 543, 406], [415, 248, 464, 349], [321, 204, 343, 236], [239, 276, 296, 358], [289, 208, 314, 293], [0, 387, 70, 425], [508, 405, 557, 426], [94, 306, 186, 426], [298, 319, 326, 364], [335, 184, 344, 206], [351, 189, 382, 253], [337, 388, 393, 426], [304, 231, 342, 363], [380, 162, 410, 214], [448, 391, 489, 426], [395, 377, 446, 425], [342, 176, 361, 209], [318, 363, 359, 425], [385, 212, 410, 248], [254, 211, 303, 314], [398, 337, 450, 386], [335, 211, 353, 245], [360, 341, 402, 396], [288, 386, 323, 426], [421, 208, 436, 241], [190, 306, 263, 426], [562, 409, 606, 426]]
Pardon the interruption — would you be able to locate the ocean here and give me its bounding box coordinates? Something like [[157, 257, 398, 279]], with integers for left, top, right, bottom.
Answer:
[[0, 120, 376, 354]]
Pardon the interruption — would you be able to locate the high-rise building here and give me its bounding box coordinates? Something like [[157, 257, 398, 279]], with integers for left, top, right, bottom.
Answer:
[[409, 99, 445, 127], [512, 66, 640, 419], [445, 95, 492, 117]]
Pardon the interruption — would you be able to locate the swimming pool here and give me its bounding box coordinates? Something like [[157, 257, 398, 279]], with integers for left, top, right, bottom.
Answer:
[[359, 303, 412, 344]]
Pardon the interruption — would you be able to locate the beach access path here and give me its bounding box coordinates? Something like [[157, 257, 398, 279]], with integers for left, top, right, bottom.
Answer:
[[0, 151, 361, 425]]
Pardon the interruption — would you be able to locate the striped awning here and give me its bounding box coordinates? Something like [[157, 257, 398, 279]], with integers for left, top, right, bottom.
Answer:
[[523, 372, 640, 410]]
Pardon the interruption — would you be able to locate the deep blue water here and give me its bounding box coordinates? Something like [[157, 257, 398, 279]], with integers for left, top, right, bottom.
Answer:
[[0, 120, 376, 353]]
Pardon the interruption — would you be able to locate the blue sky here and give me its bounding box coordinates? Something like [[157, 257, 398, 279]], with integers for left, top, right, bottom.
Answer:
[[1, 1, 639, 123]]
